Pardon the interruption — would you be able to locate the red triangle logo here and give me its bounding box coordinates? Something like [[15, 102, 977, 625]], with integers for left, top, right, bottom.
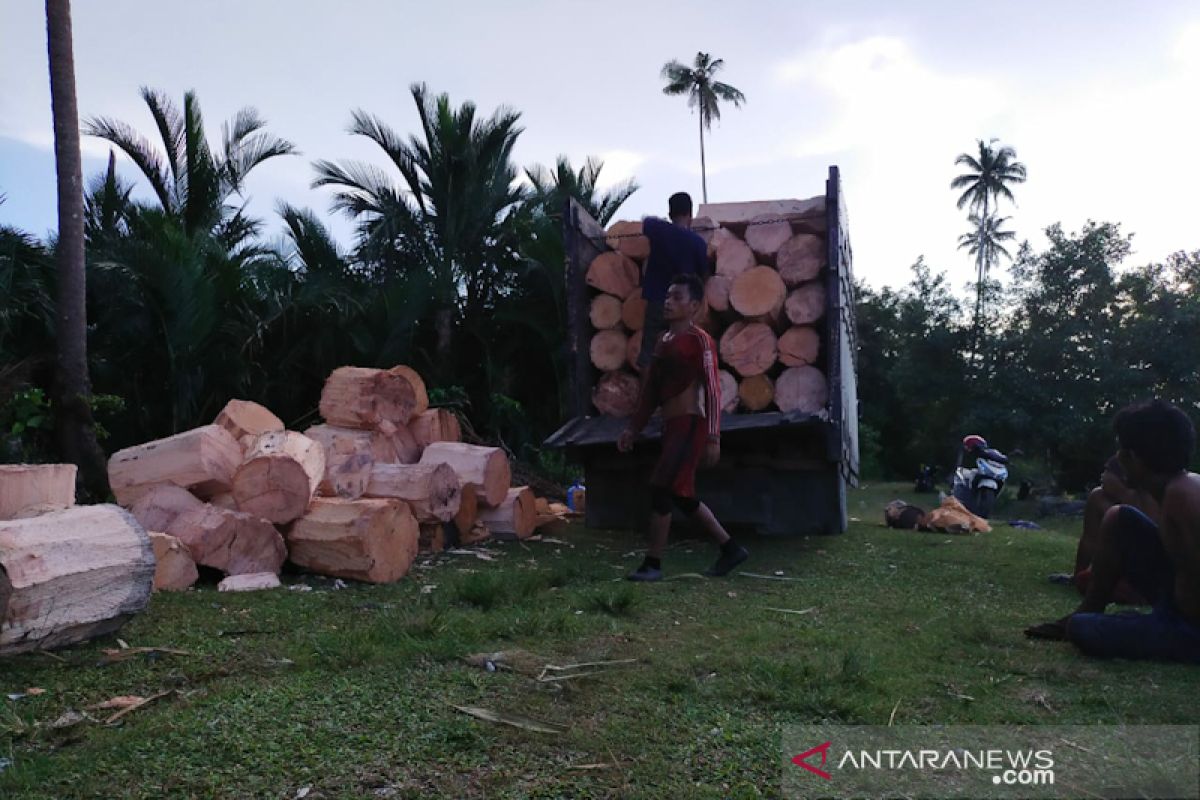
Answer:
[[792, 741, 833, 780]]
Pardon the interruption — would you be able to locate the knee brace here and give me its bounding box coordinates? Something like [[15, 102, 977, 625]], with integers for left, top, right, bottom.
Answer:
[[651, 487, 673, 515], [673, 495, 700, 515]]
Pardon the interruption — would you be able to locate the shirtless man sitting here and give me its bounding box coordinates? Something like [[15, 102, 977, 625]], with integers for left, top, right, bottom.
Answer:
[[1026, 400, 1200, 663], [618, 274, 749, 581]]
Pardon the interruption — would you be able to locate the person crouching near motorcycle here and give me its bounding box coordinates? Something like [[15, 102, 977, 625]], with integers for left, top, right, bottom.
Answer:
[[1025, 400, 1200, 663]]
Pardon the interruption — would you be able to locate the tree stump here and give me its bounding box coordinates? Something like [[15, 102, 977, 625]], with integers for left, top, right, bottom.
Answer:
[[365, 462, 462, 523], [778, 326, 820, 367], [232, 431, 325, 525], [719, 322, 778, 377], [166, 505, 286, 576], [622, 294, 647, 331], [591, 371, 640, 418], [319, 366, 417, 429], [108, 424, 242, 506], [777, 233, 825, 287], [590, 329, 629, 372], [738, 374, 776, 412], [0, 464, 76, 520], [605, 220, 650, 261], [0, 505, 154, 655], [784, 281, 826, 325], [775, 366, 829, 414], [477, 486, 536, 540], [589, 294, 623, 330], [729, 266, 787, 318], [744, 214, 793, 260], [287, 497, 418, 584], [418, 443, 512, 508], [586, 251, 640, 299], [715, 237, 755, 280], [213, 399, 284, 452]]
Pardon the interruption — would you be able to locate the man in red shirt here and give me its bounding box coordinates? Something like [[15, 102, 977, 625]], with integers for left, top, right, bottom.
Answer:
[[617, 274, 749, 581]]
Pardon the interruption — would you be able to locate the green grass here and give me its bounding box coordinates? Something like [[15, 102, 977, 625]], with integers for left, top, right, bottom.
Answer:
[[1, 483, 1196, 799]]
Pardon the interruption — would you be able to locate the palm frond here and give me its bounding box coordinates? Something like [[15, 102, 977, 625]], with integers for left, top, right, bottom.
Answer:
[[82, 115, 173, 210], [139, 86, 184, 183]]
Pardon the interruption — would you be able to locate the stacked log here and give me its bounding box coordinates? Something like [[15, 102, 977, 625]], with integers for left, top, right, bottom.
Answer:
[[585, 196, 830, 417], [287, 497, 419, 584]]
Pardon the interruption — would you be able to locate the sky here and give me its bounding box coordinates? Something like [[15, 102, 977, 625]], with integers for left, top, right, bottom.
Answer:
[[2, 0, 1198, 290]]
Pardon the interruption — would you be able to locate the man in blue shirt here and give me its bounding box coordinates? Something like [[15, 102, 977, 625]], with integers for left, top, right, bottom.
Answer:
[[637, 192, 710, 369]]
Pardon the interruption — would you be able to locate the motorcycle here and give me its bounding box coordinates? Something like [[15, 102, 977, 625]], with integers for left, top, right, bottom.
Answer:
[[951, 435, 1009, 519]]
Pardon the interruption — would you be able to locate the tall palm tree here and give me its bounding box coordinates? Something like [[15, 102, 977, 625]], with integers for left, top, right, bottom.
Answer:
[[312, 83, 525, 368], [957, 212, 1016, 278], [45, 0, 109, 497], [661, 52, 746, 203], [950, 138, 1026, 352], [84, 89, 296, 247]]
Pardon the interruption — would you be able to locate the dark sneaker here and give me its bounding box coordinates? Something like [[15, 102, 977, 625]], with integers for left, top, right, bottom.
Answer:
[[705, 545, 749, 577], [626, 565, 664, 582]]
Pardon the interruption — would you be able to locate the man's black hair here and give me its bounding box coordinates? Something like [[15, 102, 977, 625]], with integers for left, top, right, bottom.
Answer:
[[1113, 399, 1196, 474], [668, 192, 693, 219], [669, 273, 704, 303]]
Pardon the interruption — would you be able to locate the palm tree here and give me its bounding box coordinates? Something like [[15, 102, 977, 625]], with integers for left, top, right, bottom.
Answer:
[[950, 139, 1026, 352], [661, 52, 746, 203], [524, 155, 638, 226], [957, 213, 1016, 271], [312, 83, 525, 368], [83, 88, 296, 247], [45, 0, 109, 497]]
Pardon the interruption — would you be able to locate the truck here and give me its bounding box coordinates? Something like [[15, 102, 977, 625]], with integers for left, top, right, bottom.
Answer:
[[545, 165, 859, 536]]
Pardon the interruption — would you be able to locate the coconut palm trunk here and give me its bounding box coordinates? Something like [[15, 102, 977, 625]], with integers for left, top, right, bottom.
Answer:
[[698, 112, 708, 203], [46, 0, 110, 498]]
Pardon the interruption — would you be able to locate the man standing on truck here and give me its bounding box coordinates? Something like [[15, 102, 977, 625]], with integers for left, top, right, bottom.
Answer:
[[618, 273, 749, 581], [636, 192, 710, 370]]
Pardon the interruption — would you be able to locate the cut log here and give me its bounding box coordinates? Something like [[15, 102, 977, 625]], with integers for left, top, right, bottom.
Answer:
[[418, 443, 511, 508], [453, 483, 479, 541], [729, 266, 787, 318], [218, 573, 281, 592], [0, 464, 76, 520], [626, 329, 644, 371], [591, 371, 640, 418], [705, 275, 732, 314], [744, 214, 794, 260], [590, 329, 629, 372], [108, 424, 242, 506], [149, 531, 198, 591], [699, 196, 825, 231], [409, 408, 461, 449], [738, 374, 776, 412], [691, 216, 717, 247], [784, 281, 826, 325], [719, 322, 778, 377], [387, 366, 429, 419], [128, 484, 204, 532], [376, 420, 422, 463], [708, 226, 739, 259], [777, 233, 825, 287], [439, 411, 462, 444], [165, 505, 286, 576], [460, 522, 490, 546], [213, 399, 284, 452], [232, 431, 325, 525], [778, 326, 820, 367], [775, 366, 829, 414], [718, 369, 740, 413], [0, 505, 154, 655], [605, 220, 650, 261], [621, 294, 647, 331], [419, 522, 446, 554], [589, 293, 623, 330], [307, 430, 373, 500], [209, 492, 239, 511], [586, 251, 640, 299], [364, 462, 461, 523], [286, 497, 418, 584], [477, 486, 536, 540], [715, 237, 755, 280], [319, 366, 417, 430]]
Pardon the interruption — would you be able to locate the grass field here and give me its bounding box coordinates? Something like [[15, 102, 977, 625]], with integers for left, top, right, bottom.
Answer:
[[2, 483, 1197, 799]]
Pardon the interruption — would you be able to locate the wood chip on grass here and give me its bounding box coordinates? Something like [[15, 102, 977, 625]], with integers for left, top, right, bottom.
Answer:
[[451, 705, 566, 734]]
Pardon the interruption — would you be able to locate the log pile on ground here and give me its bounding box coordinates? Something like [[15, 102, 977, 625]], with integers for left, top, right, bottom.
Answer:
[[586, 196, 830, 416]]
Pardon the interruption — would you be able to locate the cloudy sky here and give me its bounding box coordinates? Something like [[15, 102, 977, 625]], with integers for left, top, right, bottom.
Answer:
[[2, 1, 1198, 289]]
